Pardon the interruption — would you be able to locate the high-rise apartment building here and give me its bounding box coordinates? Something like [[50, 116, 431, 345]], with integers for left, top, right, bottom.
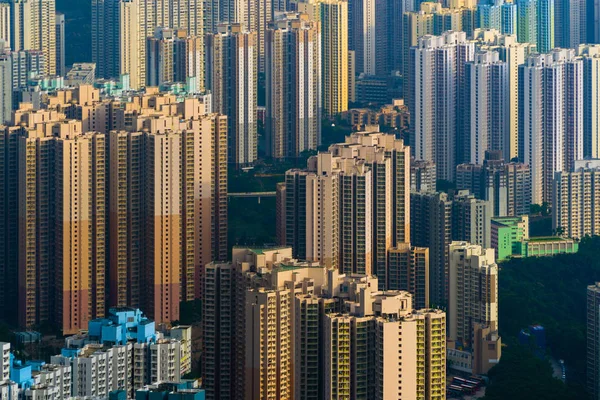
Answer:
[[205, 0, 237, 34], [411, 190, 491, 306], [203, 262, 236, 400], [349, 0, 385, 76], [553, 161, 600, 239], [587, 282, 600, 399], [0, 4, 10, 45], [409, 31, 475, 181], [244, 288, 292, 400], [143, 132, 182, 324], [202, 248, 325, 400], [318, 0, 349, 117], [448, 242, 498, 345], [55, 131, 107, 335], [206, 24, 257, 165], [464, 51, 508, 165], [516, 0, 537, 46], [410, 158, 437, 193], [373, 309, 446, 400], [387, 243, 430, 309], [284, 129, 410, 284], [14, 114, 106, 335], [536, 0, 554, 53], [519, 49, 584, 205], [477, 0, 517, 35], [146, 28, 176, 87], [410, 192, 453, 306], [92, 0, 203, 88], [402, 3, 476, 98], [237, 0, 272, 73], [265, 13, 320, 159], [456, 151, 532, 217], [54, 12, 64, 76], [8, 0, 56, 75], [452, 191, 492, 248], [580, 45, 600, 159], [448, 242, 500, 374], [589, 0, 600, 44], [0, 52, 11, 124], [473, 29, 536, 160], [555, 0, 585, 49], [146, 27, 205, 92], [1, 87, 227, 331]]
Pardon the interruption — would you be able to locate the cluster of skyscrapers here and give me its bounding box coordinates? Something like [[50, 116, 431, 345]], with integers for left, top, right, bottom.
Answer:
[[0, 86, 228, 334], [201, 245, 497, 399], [0, 0, 600, 398]]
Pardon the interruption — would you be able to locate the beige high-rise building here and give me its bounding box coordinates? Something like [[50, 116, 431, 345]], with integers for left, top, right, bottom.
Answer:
[[144, 132, 182, 324], [265, 13, 321, 159], [244, 288, 292, 400], [3, 88, 227, 332], [553, 161, 600, 239], [284, 128, 411, 284], [322, 290, 446, 400], [107, 93, 228, 311], [15, 111, 107, 335], [203, 247, 325, 400], [448, 241, 501, 375], [55, 130, 107, 335], [9, 0, 56, 75], [108, 130, 144, 309], [322, 314, 353, 398], [448, 242, 498, 347], [206, 24, 257, 165], [17, 116, 62, 330], [374, 309, 446, 400]]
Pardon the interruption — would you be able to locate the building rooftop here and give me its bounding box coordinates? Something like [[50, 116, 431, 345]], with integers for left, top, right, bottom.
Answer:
[[526, 236, 574, 243]]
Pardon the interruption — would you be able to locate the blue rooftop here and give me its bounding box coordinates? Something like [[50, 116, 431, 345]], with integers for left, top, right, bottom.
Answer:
[[86, 308, 157, 346]]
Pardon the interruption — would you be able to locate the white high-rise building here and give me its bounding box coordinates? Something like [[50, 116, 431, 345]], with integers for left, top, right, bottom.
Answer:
[[349, 0, 376, 75], [0, 342, 9, 383], [409, 31, 475, 181], [465, 51, 509, 165], [580, 45, 600, 159], [265, 13, 321, 159], [206, 23, 257, 165], [473, 29, 536, 160], [0, 51, 11, 124], [0, 4, 10, 45], [237, 0, 271, 73], [519, 48, 584, 205], [555, 0, 585, 49], [92, 0, 203, 88]]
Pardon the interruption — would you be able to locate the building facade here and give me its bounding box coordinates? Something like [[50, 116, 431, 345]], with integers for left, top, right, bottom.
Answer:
[[265, 13, 321, 159]]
